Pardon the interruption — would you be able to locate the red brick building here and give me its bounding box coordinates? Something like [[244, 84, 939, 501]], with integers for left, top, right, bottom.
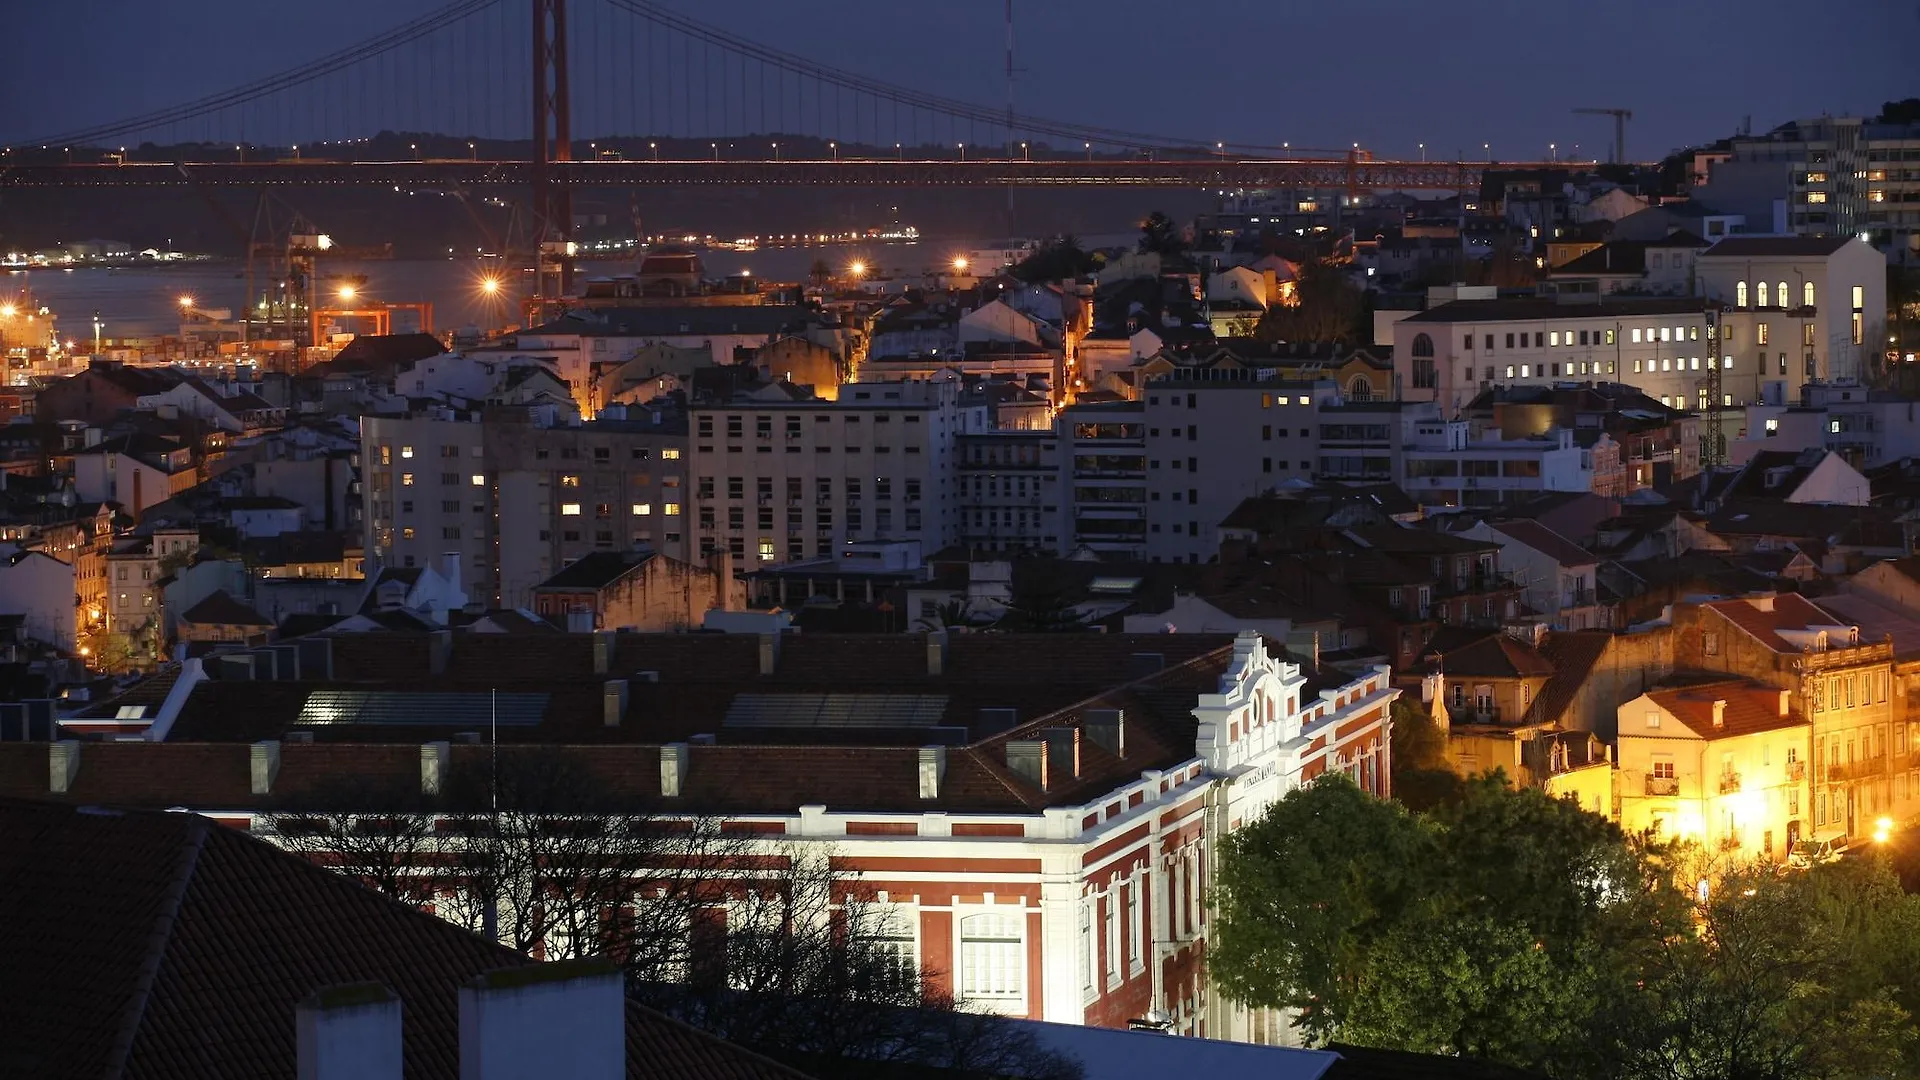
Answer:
[[1, 628, 1395, 1041]]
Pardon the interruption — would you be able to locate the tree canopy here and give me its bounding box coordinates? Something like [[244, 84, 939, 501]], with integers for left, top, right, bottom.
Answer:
[[1253, 259, 1366, 344], [1137, 211, 1187, 256], [1010, 234, 1097, 283], [1212, 774, 1920, 1080]]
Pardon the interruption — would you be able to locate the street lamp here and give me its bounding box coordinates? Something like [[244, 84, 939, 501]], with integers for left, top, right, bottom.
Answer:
[[650, 141, 658, 161], [848, 261, 866, 279], [1022, 141, 1029, 161], [337, 284, 357, 302], [958, 143, 965, 161], [895, 142, 902, 159], [1418, 142, 1426, 162], [479, 276, 501, 297], [236, 144, 244, 163], [469, 141, 476, 160], [91, 311, 102, 354], [178, 294, 194, 310], [1483, 142, 1491, 163], [711, 142, 718, 161], [772, 142, 779, 160], [952, 256, 969, 272], [830, 141, 838, 161], [1085, 142, 1092, 161], [1549, 142, 1557, 161]]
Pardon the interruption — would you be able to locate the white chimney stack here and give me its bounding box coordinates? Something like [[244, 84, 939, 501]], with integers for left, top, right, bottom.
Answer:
[[298, 984, 402, 1080], [1712, 699, 1727, 728], [459, 960, 624, 1080]]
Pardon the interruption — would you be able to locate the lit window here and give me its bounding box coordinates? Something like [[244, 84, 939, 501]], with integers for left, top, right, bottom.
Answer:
[[758, 538, 775, 561], [1765, 418, 1779, 433], [1807, 191, 1828, 204], [1631, 328, 1642, 343], [1520, 365, 1530, 377], [661, 448, 682, 460], [1853, 286, 1865, 309], [1549, 331, 1560, 347], [1659, 327, 1671, 342], [663, 502, 682, 515], [1804, 281, 1815, 307], [1724, 394, 1733, 407], [470, 474, 485, 486], [1736, 281, 1748, 307], [1757, 282, 1770, 307], [561, 474, 581, 487], [377, 445, 392, 465], [401, 473, 414, 486], [560, 503, 582, 516], [401, 527, 415, 539], [1758, 323, 1770, 345], [632, 503, 651, 515], [1604, 329, 1616, 345], [1297, 396, 1309, 405], [1831, 420, 1841, 433], [401, 445, 414, 459], [1806, 171, 1827, 184], [1505, 365, 1516, 378]]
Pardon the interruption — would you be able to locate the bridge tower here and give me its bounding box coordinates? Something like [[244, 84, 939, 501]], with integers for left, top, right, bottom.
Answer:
[[531, 0, 573, 317]]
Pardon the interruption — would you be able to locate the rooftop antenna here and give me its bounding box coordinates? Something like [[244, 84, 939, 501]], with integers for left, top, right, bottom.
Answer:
[[490, 687, 498, 815]]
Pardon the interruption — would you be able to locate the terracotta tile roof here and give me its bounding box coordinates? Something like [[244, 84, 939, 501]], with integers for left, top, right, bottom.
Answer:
[[1705, 594, 1851, 652], [1522, 630, 1612, 727], [178, 589, 274, 628], [1417, 629, 1555, 679], [0, 798, 810, 1080], [1647, 682, 1808, 740]]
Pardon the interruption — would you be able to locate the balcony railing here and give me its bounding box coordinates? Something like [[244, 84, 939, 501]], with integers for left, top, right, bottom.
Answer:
[[1645, 776, 1680, 796], [1718, 773, 1742, 795], [1827, 756, 1889, 783], [1786, 761, 1807, 781]]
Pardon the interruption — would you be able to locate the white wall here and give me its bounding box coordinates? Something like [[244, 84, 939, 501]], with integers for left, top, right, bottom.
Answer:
[[0, 548, 77, 652]]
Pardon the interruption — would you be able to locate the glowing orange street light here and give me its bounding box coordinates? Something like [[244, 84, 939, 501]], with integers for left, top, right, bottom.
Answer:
[[336, 284, 357, 301], [952, 257, 969, 272], [848, 261, 866, 278], [479, 276, 502, 296], [178, 294, 194, 310]]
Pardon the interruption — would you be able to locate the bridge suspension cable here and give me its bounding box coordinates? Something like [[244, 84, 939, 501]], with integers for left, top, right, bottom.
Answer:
[[23, 0, 503, 148]]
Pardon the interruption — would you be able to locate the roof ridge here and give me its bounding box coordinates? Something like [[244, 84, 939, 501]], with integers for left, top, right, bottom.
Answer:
[[106, 812, 209, 1078]]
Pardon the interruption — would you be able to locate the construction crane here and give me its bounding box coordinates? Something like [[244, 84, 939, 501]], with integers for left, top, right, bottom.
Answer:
[[1573, 107, 1633, 164]]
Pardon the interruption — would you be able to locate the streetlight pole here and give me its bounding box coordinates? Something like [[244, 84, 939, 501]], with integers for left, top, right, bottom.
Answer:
[[92, 311, 102, 355], [958, 143, 966, 161], [1419, 143, 1425, 162]]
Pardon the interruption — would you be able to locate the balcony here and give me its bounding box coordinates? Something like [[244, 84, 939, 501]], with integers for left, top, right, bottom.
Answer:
[[1718, 773, 1742, 795], [1827, 755, 1889, 783], [1786, 760, 1807, 782], [1645, 775, 1680, 796]]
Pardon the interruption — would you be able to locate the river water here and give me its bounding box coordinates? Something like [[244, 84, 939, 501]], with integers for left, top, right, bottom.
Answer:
[[5, 232, 1131, 341]]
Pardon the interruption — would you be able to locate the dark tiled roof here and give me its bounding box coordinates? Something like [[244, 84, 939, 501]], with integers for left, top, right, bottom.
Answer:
[[528, 307, 812, 338], [1523, 630, 1612, 727], [1701, 236, 1854, 258], [536, 550, 656, 591], [324, 333, 448, 371], [1490, 520, 1598, 567], [1401, 297, 1709, 324], [178, 589, 274, 628], [0, 798, 808, 1080], [1552, 243, 1648, 276], [1418, 629, 1555, 679]]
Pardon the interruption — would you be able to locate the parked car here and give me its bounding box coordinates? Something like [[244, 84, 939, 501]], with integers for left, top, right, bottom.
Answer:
[[1789, 830, 1851, 869]]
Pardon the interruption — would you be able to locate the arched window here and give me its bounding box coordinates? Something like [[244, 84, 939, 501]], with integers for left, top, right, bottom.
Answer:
[[1736, 281, 1748, 307], [1348, 375, 1374, 401], [1411, 333, 1434, 357], [1757, 281, 1770, 307], [1778, 282, 1788, 309], [1804, 280, 1816, 307]]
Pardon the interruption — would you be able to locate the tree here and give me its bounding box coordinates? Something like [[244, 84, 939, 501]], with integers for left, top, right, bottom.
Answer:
[[1212, 774, 1688, 1068], [1596, 858, 1920, 1080], [808, 258, 832, 287], [1011, 234, 1096, 283], [265, 777, 443, 905], [1254, 259, 1365, 344], [994, 567, 1090, 632], [1137, 211, 1186, 256], [914, 598, 975, 633], [1387, 696, 1461, 811]]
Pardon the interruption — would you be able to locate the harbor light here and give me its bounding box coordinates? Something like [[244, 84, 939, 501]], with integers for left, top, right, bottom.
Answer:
[[337, 284, 357, 301], [0, 304, 14, 318], [952, 256, 968, 272], [479, 276, 502, 296], [178, 294, 194, 309], [848, 261, 866, 278]]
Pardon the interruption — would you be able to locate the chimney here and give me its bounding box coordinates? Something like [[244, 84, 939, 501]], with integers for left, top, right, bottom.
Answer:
[[251, 740, 282, 796], [659, 742, 689, 798], [459, 960, 624, 1080], [1779, 689, 1791, 717], [918, 746, 947, 799], [1006, 740, 1049, 789], [421, 741, 451, 795], [1712, 699, 1727, 728], [926, 629, 949, 676], [428, 629, 453, 676], [592, 630, 615, 675], [298, 984, 402, 1080], [758, 632, 780, 676], [1043, 727, 1081, 781], [1084, 708, 1126, 758], [49, 740, 80, 793], [602, 680, 629, 727]]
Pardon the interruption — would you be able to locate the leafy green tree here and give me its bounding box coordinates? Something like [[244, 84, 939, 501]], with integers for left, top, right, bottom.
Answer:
[[1010, 234, 1095, 283], [993, 568, 1090, 632], [1387, 697, 1460, 811]]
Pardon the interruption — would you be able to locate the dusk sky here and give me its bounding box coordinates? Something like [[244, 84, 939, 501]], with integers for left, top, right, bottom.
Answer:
[[3, 0, 1911, 160]]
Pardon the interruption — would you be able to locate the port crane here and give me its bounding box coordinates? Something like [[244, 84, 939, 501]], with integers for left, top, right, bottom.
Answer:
[[1573, 107, 1633, 164]]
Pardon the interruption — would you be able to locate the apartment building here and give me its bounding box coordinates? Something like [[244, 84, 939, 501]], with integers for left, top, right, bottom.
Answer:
[[1675, 595, 1916, 845], [687, 378, 980, 566], [361, 404, 690, 609], [1616, 681, 1812, 863], [1703, 115, 1920, 263], [1695, 236, 1888, 388], [1139, 372, 1340, 564], [1395, 297, 1716, 413], [1059, 401, 1148, 558], [1737, 382, 1920, 470], [957, 429, 1066, 555]]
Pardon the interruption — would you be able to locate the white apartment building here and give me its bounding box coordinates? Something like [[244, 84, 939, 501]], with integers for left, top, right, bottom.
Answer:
[[1059, 402, 1147, 558], [1396, 297, 1719, 413], [1402, 427, 1602, 509], [687, 378, 981, 565], [956, 430, 1066, 555], [1140, 373, 1341, 564], [361, 406, 690, 608], [1695, 236, 1888, 387], [1737, 383, 1920, 470]]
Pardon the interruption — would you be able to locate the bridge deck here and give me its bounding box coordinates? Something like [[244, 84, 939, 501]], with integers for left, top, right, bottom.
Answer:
[[0, 159, 1587, 190]]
